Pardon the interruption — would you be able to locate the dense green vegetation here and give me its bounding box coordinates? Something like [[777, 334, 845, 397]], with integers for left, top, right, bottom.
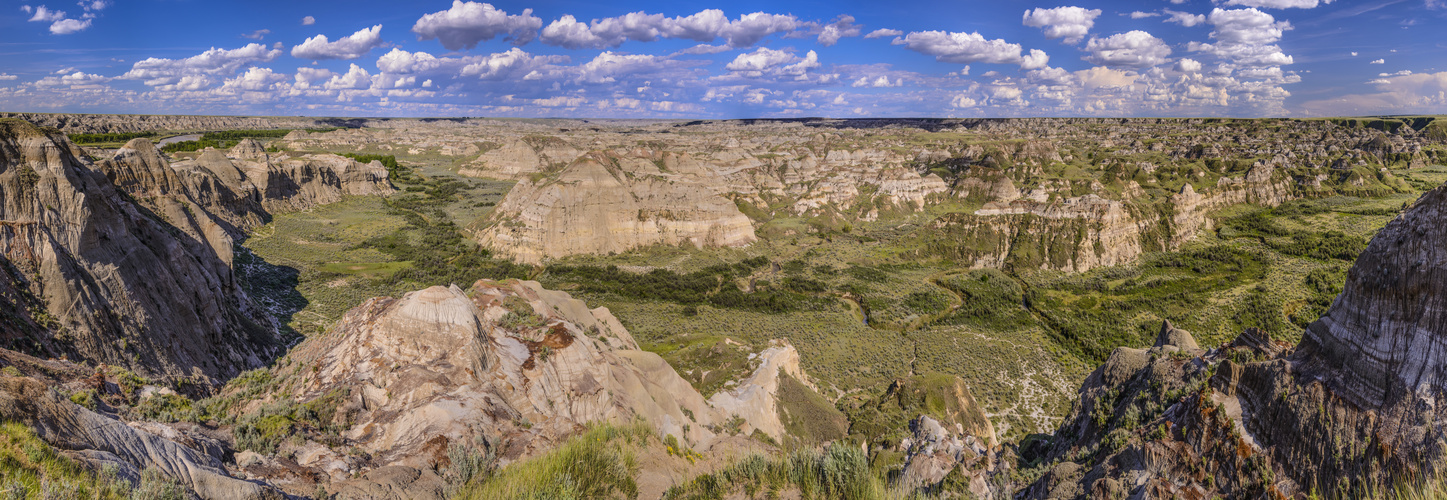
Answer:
[[69, 131, 155, 144], [159, 128, 341, 153], [544, 258, 834, 314]]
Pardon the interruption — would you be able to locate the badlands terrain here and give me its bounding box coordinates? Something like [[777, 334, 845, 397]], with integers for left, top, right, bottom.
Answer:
[[0, 113, 1444, 498]]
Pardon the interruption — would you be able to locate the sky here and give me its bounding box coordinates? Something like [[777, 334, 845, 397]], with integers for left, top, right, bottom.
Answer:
[[0, 0, 1444, 118]]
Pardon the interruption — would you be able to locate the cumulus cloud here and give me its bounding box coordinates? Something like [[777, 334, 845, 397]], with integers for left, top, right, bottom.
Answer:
[[27, 5, 65, 22], [0, 74, 16, 81], [894, 30, 1049, 69], [852, 75, 902, 87], [121, 43, 282, 87], [1163, 9, 1207, 27], [1370, 58, 1385, 64], [1223, 0, 1333, 8], [536, 9, 804, 50], [25, 4, 95, 34], [1022, 6, 1102, 44], [725, 47, 822, 80], [1187, 8, 1293, 67], [291, 25, 385, 60], [35, 71, 110, 87], [412, 1, 542, 50], [458, 47, 566, 80], [1130, 11, 1161, 18], [864, 28, 902, 39], [221, 67, 287, 91], [539, 12, 670, 49], [48, 18, 91, 34], [815, 15, 862, 46], [1083, 31, 1172, 68], [302, 16, 315, 25], [1175, 58, 1203, 72], [242, 29, 271, 40]]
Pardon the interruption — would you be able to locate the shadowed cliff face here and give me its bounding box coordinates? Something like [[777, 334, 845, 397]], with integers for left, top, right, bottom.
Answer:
[[0, 118, 281, 384]]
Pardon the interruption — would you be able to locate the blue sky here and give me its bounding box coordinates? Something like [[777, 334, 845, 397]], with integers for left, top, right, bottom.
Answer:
[[0, 0, 1444, 118]]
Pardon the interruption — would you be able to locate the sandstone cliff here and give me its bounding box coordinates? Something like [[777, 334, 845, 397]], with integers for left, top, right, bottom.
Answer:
[[476, 155, 756, 264], [0, 118, 280, 383]]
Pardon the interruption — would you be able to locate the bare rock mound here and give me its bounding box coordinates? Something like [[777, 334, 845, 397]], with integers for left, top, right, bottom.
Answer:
[[476, 155, 756, 263]]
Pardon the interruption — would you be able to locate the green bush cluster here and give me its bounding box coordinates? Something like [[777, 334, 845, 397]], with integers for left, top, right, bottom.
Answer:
[[69, 131, 155, 144], [665, 442, 892, 500], [545, 258, 827, 314]]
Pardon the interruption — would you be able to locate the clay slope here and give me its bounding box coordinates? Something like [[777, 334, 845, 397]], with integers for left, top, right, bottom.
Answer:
[[0, 118, 279, 383], [476, 154, 756, 264]]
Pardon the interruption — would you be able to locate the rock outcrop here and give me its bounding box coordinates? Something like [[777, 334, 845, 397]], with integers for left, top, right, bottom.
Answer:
[[0, 376, 282, 500], [476, 155, 756, 264], [0, 118, 280, 383], [1026, 183, 1447, 498], [92, 139, 394, 264], [263, 279, 827, 498]]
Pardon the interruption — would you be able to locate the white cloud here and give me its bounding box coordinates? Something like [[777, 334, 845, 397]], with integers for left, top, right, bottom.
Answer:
[[864, 28, 902, 39], [222, 67, 287, 91], [1223, 0, 1333, 8], [28, 5, 65, 22], [0, 74, 18, 81], [302, 16, 315, 25], [412, 1, 542, 50], [1130, 11, 1161, 18], [1187, 8, 1293, 67], [536, 9, 804, 50], [291, 25, 385, 60], [121, 43, 282, 87], [242, 29, 271, 40], [1351, 51, 1358, 56], [539, 12, 669, 49], [725, 47, 794, 74], [458, 47, 566, 80], [1370, 58, 1385, 64], [48, 17, 90, 34], [35, 71, 110, 87], [1163, 9, 1207, 27], [376, 48, 443, 74], [1083, 31, 1172, 68], [815, 15, 861, 46], [1021, 6, 1102, 44], [323, 64, 372, 90], [894, 30, 1049, 69], [852, 75, 902, 88], [1175, 58, 1203, 72], [1301, 71, 1447, 115]]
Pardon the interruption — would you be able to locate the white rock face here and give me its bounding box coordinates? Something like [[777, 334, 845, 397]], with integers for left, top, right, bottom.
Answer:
[[476, 157, 757, 264], [707, 341, 816, 442]]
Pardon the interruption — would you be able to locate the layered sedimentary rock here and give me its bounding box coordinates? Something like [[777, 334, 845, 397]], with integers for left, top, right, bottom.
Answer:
[[1025, 183, 1447, 498], [92, 139, 394, 263], [0, 119, 281, 383], [263, 279, 823, 498], [476, 155, 756, 264]]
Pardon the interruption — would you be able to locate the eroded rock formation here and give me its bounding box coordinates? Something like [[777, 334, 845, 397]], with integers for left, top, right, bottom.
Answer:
[[0, 118, 280, 383]]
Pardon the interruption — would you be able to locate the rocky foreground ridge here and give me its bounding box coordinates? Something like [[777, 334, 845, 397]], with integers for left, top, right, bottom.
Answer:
[[1023, 182, 1447, 498]]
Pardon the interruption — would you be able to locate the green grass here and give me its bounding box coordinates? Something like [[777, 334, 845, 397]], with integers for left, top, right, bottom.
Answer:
[[0, 421, 142, 499], [663, 442, 906, 500], [455, 421, 652, 500]]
